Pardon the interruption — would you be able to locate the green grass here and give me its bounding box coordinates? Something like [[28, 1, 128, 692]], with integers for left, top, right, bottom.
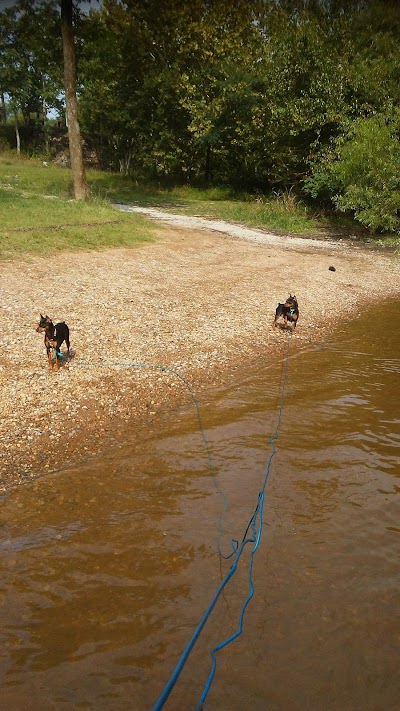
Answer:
[[161, 188, 317, 233], [0, 153, 72, 197], [0, 189, 156, 259], [0, 155, 159, 259], [0, 154, 319, 261], [88, 177, 319, 234], [364, 235, 400, 251], [2, 152, 399, 256]]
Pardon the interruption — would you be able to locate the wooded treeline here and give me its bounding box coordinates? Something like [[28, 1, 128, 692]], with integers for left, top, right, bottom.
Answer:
[[1, 0, 400, 232]]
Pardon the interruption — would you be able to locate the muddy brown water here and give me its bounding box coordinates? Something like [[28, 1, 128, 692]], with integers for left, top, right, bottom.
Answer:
[[0, 302, 399, 711]]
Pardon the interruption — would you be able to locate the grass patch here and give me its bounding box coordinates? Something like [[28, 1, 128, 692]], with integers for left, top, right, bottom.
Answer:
[[363, 235, 400, 251], [0, 152, 72, 198], [0, 182, 157, 261], [87, 171, 238, 206], [163, 190, 318, 234], [90, 178, 319, 234], [0, 153, 160, 259], [0, 154, 319, 238], [3, 152, 398, 250]]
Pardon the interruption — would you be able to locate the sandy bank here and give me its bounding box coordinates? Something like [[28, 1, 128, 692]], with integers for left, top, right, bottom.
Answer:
[[1, 216, 399, 494]]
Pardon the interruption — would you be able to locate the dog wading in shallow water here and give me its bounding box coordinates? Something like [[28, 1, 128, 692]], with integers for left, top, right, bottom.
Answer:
[[36, 314, 70, 370], [273, 294, 299, 330]]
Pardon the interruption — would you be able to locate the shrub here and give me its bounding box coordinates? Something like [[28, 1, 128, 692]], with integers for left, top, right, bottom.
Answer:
[[305, 114, 400, 233]]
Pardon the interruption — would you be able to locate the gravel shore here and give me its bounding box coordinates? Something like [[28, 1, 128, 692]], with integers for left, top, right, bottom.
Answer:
[[1, 213, 399, 495]]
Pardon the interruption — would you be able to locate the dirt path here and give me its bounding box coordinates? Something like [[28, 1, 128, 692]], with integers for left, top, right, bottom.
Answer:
[[1, 211, 399, 495], [115, 203, 337, 248]]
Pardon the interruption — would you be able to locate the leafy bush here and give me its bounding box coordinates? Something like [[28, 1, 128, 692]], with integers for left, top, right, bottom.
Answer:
[[305, 114, 400, 233]]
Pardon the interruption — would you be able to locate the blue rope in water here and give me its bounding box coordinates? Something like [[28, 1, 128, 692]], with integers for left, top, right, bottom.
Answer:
[[54, 351, 231, 554], [153, 332, 291, 710], [55, 333, 291, 709]]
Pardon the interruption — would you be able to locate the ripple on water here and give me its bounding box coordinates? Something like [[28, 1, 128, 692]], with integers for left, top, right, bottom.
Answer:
[[0, 300, 399, 710]]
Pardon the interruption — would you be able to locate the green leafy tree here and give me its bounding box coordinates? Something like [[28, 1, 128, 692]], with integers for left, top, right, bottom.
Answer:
[[78, 0, 264, 181], [0, 4, 30, 152], [340, 1, 400, 118], [35, 0, 400, 204], [0, 0, 63, 151], [305, 113, 400, 233], [170, 0, 265, 183], [78, 1, 154, 174]]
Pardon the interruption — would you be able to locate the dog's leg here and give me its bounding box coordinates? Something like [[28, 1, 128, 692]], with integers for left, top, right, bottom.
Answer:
[[54, 340, 62, 371], [274, 305, 282, 328], [46, 346, 53, 370], [44, 336, 53, 370]]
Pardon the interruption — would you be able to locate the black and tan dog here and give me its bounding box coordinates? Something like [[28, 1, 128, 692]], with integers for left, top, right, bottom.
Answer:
[[273, 294, 299, 330], [36, 314, 70, 370]]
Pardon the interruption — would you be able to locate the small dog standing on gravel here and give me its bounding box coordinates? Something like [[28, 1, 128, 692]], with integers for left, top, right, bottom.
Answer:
[[36, 314, 70, 370], [273, 294, 299, 330]]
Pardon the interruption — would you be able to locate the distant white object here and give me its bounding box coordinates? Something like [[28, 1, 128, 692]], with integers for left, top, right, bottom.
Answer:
[[43, 161, 48, 168]]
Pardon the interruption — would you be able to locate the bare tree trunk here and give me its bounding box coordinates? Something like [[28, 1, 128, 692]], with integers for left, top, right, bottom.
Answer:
[[42, 81, 49, 154], [61, 0, 89, 200], [14, 113, 20, 154], [1, 93, 6, 124]]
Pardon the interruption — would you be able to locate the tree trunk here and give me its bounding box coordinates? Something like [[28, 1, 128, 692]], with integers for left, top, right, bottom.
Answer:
[[42, 82, 49, 154], [1, 93, 6, 124], [61, 0, 89, 200], [14, 113, 20, 154]]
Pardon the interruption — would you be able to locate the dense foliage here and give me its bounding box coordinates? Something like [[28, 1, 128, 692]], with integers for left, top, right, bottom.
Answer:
[[1, 0, 400, 232]]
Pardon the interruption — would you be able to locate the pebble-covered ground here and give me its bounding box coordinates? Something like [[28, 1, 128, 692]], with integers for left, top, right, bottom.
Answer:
[[1, 215, 399, 495]]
